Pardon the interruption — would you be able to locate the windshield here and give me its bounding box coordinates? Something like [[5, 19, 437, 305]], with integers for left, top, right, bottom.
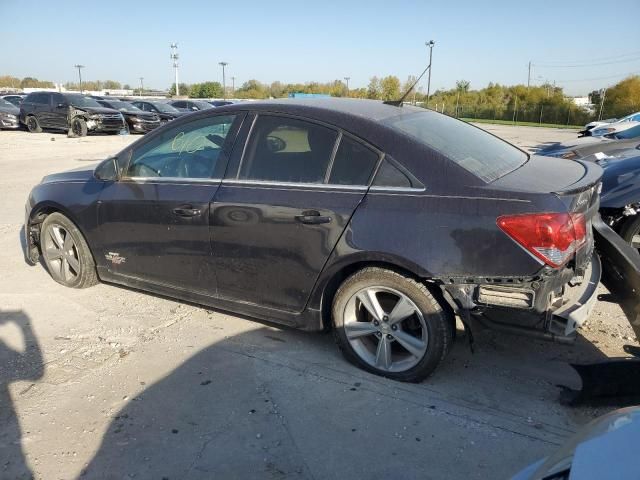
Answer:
[[153, 102, 180, 113], [614, 124, 640, 140], [105, 100, 142, 112], [193, 101, 213, 109], [0, 99, 15, 108], [382, 111, 528, 183], [66, 95, 102, 108]]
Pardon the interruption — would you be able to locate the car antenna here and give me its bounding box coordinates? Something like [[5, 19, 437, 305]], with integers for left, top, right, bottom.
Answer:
[[384, 44, 433, 107]]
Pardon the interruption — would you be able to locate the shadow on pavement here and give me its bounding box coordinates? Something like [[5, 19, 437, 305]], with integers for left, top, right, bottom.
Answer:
[[0, 310, 44, 479], [79, 321, 613, 480]]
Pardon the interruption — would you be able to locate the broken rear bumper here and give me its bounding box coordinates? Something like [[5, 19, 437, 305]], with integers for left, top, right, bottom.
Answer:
[[552, 253, 601, 335], [441, 214, 640, 343]]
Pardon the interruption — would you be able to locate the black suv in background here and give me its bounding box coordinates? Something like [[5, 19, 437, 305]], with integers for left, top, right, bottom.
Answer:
[[96, 99, 160, 134], [19, 92, 125, 136], [129, 100, 187, 123]]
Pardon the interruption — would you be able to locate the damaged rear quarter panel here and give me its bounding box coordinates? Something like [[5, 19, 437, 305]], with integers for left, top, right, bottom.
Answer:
[[342, 187, 561, 280]]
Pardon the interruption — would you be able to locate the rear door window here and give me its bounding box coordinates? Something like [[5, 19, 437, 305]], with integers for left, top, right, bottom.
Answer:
[[382, 111, 528, 183], [328, 136, 379, 185], [238, 115, 338, 184]]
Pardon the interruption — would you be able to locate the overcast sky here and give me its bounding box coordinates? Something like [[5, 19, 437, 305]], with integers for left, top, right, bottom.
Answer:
[[2, 0, 639, 95]]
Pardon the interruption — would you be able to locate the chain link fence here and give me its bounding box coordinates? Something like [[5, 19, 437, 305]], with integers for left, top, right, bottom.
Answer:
[[431, 102, 589, 127]]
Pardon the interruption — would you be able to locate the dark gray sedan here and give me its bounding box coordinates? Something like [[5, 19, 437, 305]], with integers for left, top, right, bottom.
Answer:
[[23, 99, 640, 381]]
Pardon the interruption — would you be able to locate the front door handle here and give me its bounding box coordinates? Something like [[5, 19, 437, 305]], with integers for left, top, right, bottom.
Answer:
[[295, 210, 332, 225], [172, 205, 202, 217]]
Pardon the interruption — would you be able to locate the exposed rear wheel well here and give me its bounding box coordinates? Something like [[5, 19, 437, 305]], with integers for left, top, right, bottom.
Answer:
[[319, 261, 455, 332]]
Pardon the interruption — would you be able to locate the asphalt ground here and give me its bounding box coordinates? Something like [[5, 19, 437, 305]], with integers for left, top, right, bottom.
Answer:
[[0, 124, 635, 479]]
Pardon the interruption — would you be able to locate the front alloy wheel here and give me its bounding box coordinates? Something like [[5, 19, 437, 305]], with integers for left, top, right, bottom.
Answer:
[[40, 212, 98, 288], [43, 224, 80, 284], [333, 267, 453, 382]]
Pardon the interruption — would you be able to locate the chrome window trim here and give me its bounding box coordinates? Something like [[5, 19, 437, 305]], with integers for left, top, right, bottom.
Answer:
[[368, 186, 426, 193], [221, 178, 368, 192], [323, 131, 343, 184], [125, 176, 222, 185]]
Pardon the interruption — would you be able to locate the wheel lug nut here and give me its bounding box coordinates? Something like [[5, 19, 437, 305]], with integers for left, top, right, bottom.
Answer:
[[387, 334, 393, 339], [376, 332, 382, 338], [383, 316, 389, 322], [373, 320, 380, 326], [391, 325, 397, 331]]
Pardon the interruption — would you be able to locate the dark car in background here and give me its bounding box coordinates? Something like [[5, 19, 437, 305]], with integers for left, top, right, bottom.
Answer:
[[599, 151, 640, 253], [19, 92, 125, 136], [129, 100, 186, 123], [169, 99, 213, 112], [23, 99, 640, 381], [0, 98, 20, 129], [210, 100, 234, 107], [539, 123, 640, 159], [1, 94, 26, 108], [96, 99, 160, 134]]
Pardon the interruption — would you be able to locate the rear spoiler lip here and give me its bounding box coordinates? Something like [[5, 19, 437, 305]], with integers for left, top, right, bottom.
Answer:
[[552, 160, 603, 195]]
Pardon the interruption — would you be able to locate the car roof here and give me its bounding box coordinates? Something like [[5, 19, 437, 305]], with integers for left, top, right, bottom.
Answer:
[[220, 97, 424, 122]]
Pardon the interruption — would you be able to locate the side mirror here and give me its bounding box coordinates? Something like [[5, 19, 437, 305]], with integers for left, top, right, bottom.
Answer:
[[191, 106, 198, 111], [57, 103, 68, 108], [94, 157, 119, 181]]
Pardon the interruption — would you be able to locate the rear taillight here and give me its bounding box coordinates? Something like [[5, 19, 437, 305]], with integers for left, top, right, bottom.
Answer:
[[497, 212, 587, 268]]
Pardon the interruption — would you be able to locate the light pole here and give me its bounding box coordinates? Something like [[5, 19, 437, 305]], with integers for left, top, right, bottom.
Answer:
[[231, 76, 236, 97], [74, 64, 85, 93], [425, 40, 435, 108], [139, 77, 144, 96], [344, 76, 350, 96], [219, 62, 228, 100], [170, 43, 179, 96], [598, 88, 607, 121]]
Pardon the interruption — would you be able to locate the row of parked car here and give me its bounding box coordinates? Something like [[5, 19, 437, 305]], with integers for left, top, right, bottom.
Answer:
[[0, 91, 233, 136], [539, 116, 640, 258]]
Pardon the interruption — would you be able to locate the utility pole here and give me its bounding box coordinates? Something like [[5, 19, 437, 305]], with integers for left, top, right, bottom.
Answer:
[[425, 40, 435, 108], [598, 88, 607, 121], [139, 77, 144, 96], [231, 76, 236, 96], [344, 76, 350, 96], [170, 43, 179, 96], [73, 64, 85, 93], [219, 62, 228, 100], [527, 61, 531, 88]]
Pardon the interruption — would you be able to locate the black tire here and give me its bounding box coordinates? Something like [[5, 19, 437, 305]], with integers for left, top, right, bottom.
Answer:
[[332, 267, 454, 382], [69, 118, 88, 137], [620, 215, 640, 253], [26, 116, 42, 133], [40, 212, 98, 289]]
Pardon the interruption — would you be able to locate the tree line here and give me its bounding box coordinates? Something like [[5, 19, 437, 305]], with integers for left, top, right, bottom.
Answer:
[[2, 72, 639, 123]]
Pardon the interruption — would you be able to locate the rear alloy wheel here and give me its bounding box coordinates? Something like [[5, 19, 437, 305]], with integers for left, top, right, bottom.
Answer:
[[41, 213, 98, 288], [620, 215, 640, 253], [332, 268, 453, 382], [26, 116, 42, 133]]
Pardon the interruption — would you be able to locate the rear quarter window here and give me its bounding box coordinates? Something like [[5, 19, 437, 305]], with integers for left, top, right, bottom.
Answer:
[[382, 111, 528, 183]]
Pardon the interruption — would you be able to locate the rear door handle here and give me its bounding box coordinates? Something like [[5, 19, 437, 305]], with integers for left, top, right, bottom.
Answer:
[[172, 205, 202, 217], [295, 210, 332, 225]]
